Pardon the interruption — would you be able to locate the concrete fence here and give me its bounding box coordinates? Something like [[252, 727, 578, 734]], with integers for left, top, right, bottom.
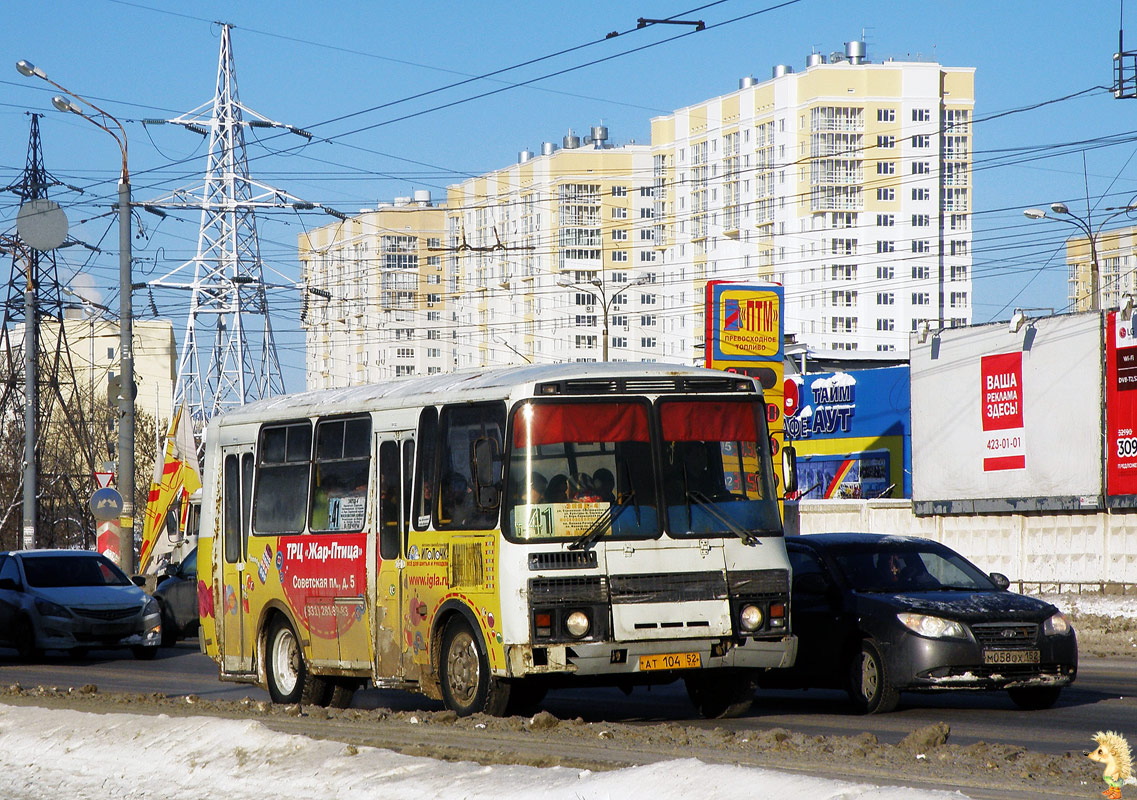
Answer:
[[797, 499, 1137, 591]]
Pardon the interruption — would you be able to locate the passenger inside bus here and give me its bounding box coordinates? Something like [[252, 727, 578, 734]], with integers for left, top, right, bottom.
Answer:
[[592, 468, 616, 502], [544, 474, 569, 503], [440, 472, 475, 526]]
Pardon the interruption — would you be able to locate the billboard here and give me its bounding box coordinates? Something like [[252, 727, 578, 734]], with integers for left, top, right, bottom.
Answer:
[[785, 366, 911, 499], [1106, 310, 1137, 504], [910, 313, 1103, 514], [704, 282, 785, 494]]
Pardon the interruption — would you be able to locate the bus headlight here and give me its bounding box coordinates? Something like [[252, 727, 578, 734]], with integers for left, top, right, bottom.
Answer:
[[739, 604, 764, 632], [564, 610, 590, 638]]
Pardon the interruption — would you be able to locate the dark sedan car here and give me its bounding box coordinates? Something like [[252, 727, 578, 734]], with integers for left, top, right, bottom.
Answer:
[[152, 546, 198, 646], [0, 549, 161, 660], [767, 533, 1077, 713]]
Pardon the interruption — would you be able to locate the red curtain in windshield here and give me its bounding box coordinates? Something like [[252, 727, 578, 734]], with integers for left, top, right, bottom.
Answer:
[[659, 400, 758, 442], [513, 402, 650, 448]]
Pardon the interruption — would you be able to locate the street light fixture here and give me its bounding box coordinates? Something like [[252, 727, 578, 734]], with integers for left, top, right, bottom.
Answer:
[[1023, 203, 1137, 312], [558, 273, 650, 361], [18, 59, 136, 575]]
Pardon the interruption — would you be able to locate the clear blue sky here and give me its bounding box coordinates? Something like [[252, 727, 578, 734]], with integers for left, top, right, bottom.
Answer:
[[2, 0, 1134, 392]]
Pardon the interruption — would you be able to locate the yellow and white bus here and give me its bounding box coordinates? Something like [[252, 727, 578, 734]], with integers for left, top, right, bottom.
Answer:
[[198, 363, 798, 717]]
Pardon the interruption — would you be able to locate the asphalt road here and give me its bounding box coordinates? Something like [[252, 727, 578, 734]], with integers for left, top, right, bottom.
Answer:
[[0, 639, 1132, 755]]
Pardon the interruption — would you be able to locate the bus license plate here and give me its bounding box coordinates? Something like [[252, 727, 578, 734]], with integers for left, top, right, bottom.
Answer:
[[983, 649, 1039, 665], [638, 652, 702, 671]]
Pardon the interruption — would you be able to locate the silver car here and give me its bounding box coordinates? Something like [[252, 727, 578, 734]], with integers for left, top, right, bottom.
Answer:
[[0, 550, 161, 660]]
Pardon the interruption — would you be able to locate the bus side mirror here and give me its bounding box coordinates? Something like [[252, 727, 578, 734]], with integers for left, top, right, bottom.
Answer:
[[782, 445, 798, 497], [471, 437, 501, 510]]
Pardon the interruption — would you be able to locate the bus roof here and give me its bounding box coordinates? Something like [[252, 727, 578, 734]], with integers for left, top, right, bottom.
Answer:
[[210, 362, 759, 428]]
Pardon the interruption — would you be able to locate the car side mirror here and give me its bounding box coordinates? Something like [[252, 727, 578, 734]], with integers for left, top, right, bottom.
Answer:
[[782, 445, 798, 497], [130, 575, 147, 588], [989, 572, 1010, 591], [793, 572, 830, 595], [0, 577, 20, 592]]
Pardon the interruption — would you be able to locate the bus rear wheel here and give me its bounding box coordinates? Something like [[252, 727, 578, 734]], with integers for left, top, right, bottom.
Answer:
[[439, 617, 509, 717], [266, 617, 328, 705]]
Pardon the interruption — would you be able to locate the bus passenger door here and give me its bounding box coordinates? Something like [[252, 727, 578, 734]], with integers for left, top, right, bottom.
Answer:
[[219, 445, 255, 674], [376, 435, 413, 679]]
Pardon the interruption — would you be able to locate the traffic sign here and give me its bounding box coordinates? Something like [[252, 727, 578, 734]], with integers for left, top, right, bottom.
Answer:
[[94, 471, 115, 489], [90, 487, 124, 521]]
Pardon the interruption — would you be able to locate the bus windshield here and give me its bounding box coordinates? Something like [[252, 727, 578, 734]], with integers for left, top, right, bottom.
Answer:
[[658, 398, 782, 539], [505, 400, 658, 543]]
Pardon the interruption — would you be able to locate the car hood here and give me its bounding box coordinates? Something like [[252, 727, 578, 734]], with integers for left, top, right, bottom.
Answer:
[[856, 589, 1058, 623], [31, 584, 149, 609]]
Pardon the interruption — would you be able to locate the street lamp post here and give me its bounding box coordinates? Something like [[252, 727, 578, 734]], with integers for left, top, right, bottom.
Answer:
[[18, 60, 135, 574], [558, 274, 649, 361], [1024, 202, 1137, 312]]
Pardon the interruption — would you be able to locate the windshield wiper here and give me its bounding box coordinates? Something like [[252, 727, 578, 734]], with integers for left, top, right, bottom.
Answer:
[[686, 490, 761, 546], [568, 492, 635, 551]]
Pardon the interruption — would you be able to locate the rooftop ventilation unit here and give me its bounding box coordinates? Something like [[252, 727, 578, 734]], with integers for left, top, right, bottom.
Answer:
[[739, 76, 757, 89], [772, 64, 794, 78]]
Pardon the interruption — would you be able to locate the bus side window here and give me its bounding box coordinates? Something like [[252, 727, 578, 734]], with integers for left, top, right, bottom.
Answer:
[[378, 441, 400, 559], [401, 440, 415, 542], [436, 401, 506, 530], [223, 454, 241, 563], [253, 422, 311, 535], [412, 407, 438, 531], [310, 416, 371, 532]]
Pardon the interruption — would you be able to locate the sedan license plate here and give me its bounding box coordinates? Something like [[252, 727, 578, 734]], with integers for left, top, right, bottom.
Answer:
[[638, 652, 702, 671], [983, 649, 1040, 665]]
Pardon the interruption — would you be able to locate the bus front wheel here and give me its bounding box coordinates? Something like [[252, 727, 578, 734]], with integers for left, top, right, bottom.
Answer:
[[438, 617, 509, 717], [266, 617, 328, 705]]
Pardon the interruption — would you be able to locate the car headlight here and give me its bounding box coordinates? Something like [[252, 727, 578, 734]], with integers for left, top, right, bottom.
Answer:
[[1043, 612, 1072, 636], [739, 604, 764, 632], [897, 612, 965, 639], [34, 597, 72, 618], [564, 610, 590, 638], [143, 597, 160, 618]]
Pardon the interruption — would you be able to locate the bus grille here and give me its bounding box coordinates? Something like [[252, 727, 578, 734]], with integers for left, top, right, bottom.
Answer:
[[449, 542, 485, 588], [529, 576, 608, 603], [528, 550, 598, 570], [609, 571, 728, 604], [727, 569, 789, 595]]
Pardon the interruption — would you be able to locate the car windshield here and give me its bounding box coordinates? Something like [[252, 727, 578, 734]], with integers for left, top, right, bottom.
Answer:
[[22, 554, 132, 588], [658, 398, 782, 539], [504, 400, 658, 542], [831, 543, 996, 593]]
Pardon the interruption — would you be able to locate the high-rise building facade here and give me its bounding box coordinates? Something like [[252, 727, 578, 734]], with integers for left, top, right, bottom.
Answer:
[[1065, 225, 1137, 312], [650, 42, 974, 354], [301, 44, 975, 387], [299, 193, 448, 389]]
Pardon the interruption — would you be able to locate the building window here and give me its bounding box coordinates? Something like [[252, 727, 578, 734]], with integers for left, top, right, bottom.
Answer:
[[426, 237, 441, 248], [912, 187, 930, 201], [831, 264, 856, 281], [912, 292, 930, 305], [877, 318, 895, 331], [876, 214, 894, 227], [951, 265, 968, 280], [830, 316, 856, 333], [574, 335, 597, 348], [876, 292, 894, 305], [640, 337, 657, 348], [912, 265, 930, 279], [912, 161, 930, 175], [912, 240, 930, 253], [877, 108, 895, 122], [876, 187, 895, 201], [912, 214, 930, 227], [912, 108, 931, 122], [612, 207, 627, 219], [876, 241, 895, 253], [640, 293, 657, 304], [612, 250, 628, 262], [639, 251, 657, 262], [877, 265, 895, 279], [876, 135, 895, 148], [611, 186, 628, 197], [951, 240, 968, 256], [640, 314, 656, 326], [639, 208, 654, 219], [831, 290, 857, 307], [612, 229, 628, 240], [831, 238, 856, 255], [876, 161, 896, 175], [951, 291, 968, 308], [911, 134, 931, 148], [612, 337, 627, 348]]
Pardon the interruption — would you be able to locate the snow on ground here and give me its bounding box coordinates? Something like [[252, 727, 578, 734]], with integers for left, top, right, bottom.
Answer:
[[0, 705, 974, 800], [1041, 592, 1137, 620]]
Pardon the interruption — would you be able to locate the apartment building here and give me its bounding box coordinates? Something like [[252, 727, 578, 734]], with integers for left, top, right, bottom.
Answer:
[[301, 42, 975, 386], [445, 133, 659, 368], [651, 41, 974, 354], [299, 193, 449, 388], [1065, 225, 1137, 311]]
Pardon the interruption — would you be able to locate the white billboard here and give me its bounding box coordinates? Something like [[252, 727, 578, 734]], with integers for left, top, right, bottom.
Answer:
[[910, 312, 1103, 513]]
